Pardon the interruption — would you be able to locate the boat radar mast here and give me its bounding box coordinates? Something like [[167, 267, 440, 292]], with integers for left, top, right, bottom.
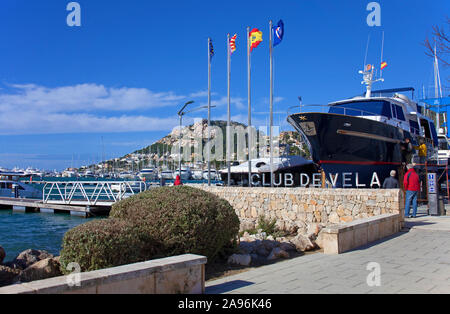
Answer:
[[359, 65, 384, 98]]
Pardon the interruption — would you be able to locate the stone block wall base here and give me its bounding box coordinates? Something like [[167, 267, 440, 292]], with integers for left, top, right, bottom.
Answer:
[[321, 214, 401, 254]]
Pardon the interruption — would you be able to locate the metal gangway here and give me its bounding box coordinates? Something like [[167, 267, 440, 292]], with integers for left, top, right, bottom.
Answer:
[[42, 181, 153, 207]]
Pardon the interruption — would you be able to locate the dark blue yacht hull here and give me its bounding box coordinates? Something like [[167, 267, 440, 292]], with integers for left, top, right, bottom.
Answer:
[[288, 112, 409, 187]]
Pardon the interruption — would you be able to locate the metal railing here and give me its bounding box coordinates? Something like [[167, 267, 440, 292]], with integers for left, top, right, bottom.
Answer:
[[42, 181, 152, 206]]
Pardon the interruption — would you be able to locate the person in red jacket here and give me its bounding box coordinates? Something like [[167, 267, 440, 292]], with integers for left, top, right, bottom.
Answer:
[[174, 175, 183, 186], [403, 164, 420, 218]]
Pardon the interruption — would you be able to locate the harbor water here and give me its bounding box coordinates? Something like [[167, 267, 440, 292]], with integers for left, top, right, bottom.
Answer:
[[0, 209, 100, 262]]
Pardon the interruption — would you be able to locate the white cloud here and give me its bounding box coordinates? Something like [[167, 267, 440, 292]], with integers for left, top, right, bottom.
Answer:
[[0, 83, 186, 135], [0, 111, 179, 135], [0, 83, 186, 113], [0, 83, 286, 135]]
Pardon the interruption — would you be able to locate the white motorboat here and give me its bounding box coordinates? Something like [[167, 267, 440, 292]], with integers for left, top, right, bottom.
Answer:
[[173, 167, 192, 181], [191, 169, 204, 180], [202, 169, 219, 181], [0, 171, 42, 199], [138, 168, 158, 181], [219, 156, 317, 186], [118, 171, 138, 180]]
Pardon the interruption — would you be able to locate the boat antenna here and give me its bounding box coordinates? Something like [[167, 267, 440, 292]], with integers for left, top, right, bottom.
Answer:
[[379, 31, 385, 79], [363, 34, 371, 70]]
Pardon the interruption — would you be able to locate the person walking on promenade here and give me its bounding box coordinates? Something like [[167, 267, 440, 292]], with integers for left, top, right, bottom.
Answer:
[[174, 175, 183, 186], [383, 170, 399, 189], [403, 164, 420, 218]]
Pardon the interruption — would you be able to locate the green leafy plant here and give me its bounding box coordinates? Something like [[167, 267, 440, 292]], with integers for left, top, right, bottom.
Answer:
[[59, 219, 162, 274], [110, 186, 240, 262], [257, 215, 277, 236], [60, 186, 240, 273]]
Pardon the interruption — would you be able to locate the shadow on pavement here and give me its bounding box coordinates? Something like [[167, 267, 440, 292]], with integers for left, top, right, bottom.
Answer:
[[205, 280, 255, 294], [346, 230, 410, 253], [403, 220, 437, 229]]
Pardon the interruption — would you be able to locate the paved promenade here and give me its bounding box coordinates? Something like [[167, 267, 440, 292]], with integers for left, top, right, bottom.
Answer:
[[206, 209, 450, 294]]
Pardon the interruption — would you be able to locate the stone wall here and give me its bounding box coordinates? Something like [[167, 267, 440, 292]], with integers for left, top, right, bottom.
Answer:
[[198, 186, 404, 233], [0, 254, 206, 294]]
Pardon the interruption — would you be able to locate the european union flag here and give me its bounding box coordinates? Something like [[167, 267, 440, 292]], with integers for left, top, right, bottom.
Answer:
[[272, 20, 284, 47], [209, 39, 215, 60]]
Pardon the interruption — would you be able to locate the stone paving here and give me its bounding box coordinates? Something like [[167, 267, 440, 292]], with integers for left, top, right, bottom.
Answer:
[[206, 208, 450, 294]]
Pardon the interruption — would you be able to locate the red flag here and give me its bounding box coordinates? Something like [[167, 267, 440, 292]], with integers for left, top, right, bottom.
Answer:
[[230, 34, 237, 54]]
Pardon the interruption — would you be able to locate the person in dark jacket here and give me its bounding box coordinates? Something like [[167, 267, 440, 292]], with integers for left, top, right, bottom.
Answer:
[[403, 164, 420, 218], [382, 170, 399, 189], [405, 138, 414, 164]]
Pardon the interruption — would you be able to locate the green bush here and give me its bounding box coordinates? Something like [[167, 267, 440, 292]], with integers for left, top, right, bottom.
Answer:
[[110, 186, 240, 261], [59, 219, 161, 274]]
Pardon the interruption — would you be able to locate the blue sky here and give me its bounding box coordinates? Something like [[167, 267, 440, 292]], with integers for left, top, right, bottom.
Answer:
[[0, 0, 448, 170]]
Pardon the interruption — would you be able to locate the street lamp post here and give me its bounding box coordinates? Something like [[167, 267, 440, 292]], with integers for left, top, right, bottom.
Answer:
[[178, 101, 195, 177], [177, 101, 215, 180]]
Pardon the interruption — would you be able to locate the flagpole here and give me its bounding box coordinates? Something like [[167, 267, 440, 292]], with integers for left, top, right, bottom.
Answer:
[[269, 20, 274, 188], [247, 27, 252, 188], [225, 34, 231, 186], [208, 37, 212, 187], [380, 31, 384, 79]]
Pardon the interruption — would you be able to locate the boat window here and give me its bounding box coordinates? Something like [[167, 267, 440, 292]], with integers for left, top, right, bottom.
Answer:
[[256, 162, 266, 168], [409, 120, 420, 135], [395, 105, 406, 121], [329, 101, 392, 118], [420, 119, 432, 139], [438, 137, 449, 150], [416, 105, 423, 115], [0, 183, 5, 189], [391, 105, 397, 119], [430, 122, 439, 146], [18, 185, 25, 190]]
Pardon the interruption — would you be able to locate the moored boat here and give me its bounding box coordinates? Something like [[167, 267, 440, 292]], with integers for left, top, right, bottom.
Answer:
[[288, 66, 438, 187]]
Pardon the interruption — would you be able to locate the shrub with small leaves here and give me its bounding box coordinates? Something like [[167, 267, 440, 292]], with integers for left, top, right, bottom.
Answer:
[[110, 186, 240, 262], [59, 219, 162, 274]]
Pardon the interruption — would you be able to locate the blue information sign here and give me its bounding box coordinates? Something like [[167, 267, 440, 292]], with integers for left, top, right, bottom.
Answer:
[[428, 173, 436, 194]]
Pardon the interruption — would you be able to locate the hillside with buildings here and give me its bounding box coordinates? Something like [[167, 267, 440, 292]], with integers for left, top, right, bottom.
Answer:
[[77, 120, 310, 174]]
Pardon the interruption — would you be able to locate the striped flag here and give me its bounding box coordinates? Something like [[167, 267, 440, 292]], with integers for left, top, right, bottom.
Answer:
[[229, 34, 237, 54], [381, 61, 388, 70]]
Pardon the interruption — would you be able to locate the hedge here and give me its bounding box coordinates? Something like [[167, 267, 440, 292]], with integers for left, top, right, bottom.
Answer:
[[110, 186, 240, 261], [59, 219, 161, 274]]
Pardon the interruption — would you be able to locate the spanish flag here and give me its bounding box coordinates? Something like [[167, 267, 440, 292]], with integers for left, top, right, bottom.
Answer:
[[249, 28, 263, 52], [381, 61, 388, 70]]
